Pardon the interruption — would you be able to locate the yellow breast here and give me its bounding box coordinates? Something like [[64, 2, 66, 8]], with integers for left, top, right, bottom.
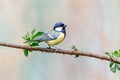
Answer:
[[46, 32, 65, 46]]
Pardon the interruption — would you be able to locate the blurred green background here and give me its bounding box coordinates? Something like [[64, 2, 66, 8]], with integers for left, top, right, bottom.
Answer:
[[0, 0, 119, 80]]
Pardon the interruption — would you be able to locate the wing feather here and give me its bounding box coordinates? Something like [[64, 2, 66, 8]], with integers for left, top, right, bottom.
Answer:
[[34, 30, 59, 42]]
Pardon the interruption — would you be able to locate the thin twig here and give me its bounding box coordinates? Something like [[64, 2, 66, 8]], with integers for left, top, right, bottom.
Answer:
[[0, 42, 119, 63]]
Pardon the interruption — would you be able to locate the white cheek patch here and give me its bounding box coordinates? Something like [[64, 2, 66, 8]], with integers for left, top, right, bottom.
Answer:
[[55, 27, 63, 31]]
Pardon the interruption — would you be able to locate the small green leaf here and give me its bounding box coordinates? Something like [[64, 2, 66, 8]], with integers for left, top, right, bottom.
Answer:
[[71, 45, 79, 58], [24, 49, 29, 57], [24, 34, 30, 41], [105, 49, 120, 73], [27, 32, 30, 37], [113, 50, 120, 58], [22, 36, 26, 40], [22, 30, 45, 57], [25, 35, 28, 39], [109, 61, 114, 68], [71, 45, 78, 51], [105, 52, 112, 58], [119, 49, 120, 53], [32, 32, 44, 39], [31, 29, 36, 36], [30, 43, 39, 46], [105, 52, 110, 55], [26, 37, 30, 41], [116, 64, 120, 70], [110, 65, 116, 73]]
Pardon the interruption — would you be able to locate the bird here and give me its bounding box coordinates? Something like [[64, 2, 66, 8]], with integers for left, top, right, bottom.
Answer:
[[35, 22, 67, 48]]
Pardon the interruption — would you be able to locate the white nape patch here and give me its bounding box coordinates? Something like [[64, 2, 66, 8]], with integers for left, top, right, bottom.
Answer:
[[55, 27, 63, 31]]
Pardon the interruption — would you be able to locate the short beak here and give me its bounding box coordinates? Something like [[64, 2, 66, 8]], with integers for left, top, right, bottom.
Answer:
[[64, 25, 67, 27]]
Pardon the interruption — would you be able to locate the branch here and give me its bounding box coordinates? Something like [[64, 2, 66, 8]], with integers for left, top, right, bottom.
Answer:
[[0, 42, 120, 64]]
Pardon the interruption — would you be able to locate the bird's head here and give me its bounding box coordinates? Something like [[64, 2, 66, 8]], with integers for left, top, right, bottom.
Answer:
[[53, 22, 67, 33]]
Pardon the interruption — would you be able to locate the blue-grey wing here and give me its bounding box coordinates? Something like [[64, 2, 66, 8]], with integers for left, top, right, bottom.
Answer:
[[35, 30, 59, 42]]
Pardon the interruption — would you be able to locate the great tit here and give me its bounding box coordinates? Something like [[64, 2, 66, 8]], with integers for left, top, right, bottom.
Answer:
[[35, 22, 67, 48]]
